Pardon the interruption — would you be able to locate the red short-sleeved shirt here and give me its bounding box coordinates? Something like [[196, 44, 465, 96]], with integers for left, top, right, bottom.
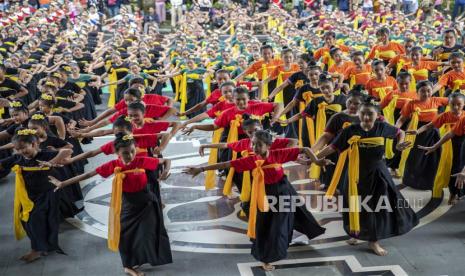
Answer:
[[132, 121, 170, 135], [109, 104, 170, 123], [230, 148, 300, 184], [432, 111, 462, 129], [96, 157, 159, 192], [452, 115, 465, 136], [400, 97, 449, 122], [99, 134, 159, 156], [115, 94, 169, 111], [214, 103, 274, 134], [206, 89, 222, 105], [227, 138, 291, 153], [206, 101, 235, 118]]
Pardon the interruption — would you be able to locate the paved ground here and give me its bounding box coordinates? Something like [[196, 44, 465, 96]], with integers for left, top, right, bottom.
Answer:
[[1, 93, 465, 276]]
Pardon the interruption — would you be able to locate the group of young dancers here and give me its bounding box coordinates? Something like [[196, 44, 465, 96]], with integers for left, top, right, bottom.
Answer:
[[2, 1, 465, 275]]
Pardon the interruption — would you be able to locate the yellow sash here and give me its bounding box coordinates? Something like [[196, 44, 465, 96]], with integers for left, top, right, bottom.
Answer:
[[247, 160, 281, 239], [383, 95, 399, 159], [452, 79, 465, 91], [173, 74, 182, 102], [239, 150, 252, 204], [326, 136, 384, 234], [179, 72, 188, 120], [275, 72, 285, 104], [372, 86, 392, 101], [375, 49, 396, 60], [261, 64, 268, 100], [108, 167, 146, 252], [322, 51, 335, 68], [12, 165, 50, 240], [223, 114, 243, 196], [205, 127, 224, 190], [107, 67, 117, 108], [310, 103, 342, 178], [408, 68, 428, 92], [205, 73, 212, 98], [298, 92, 323, 147], [399, 108, 438, 176], [432, 123, 454, 198]]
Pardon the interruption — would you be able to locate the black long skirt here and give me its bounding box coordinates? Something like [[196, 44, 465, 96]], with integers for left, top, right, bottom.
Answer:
[[251, 176, 325, 263], [340, 160, 419, 241], [22, 190, 61, 252], [51, 166, 82, 219], [185, 80, 206, 119], [449, 135, 465, 196], [402, 124, 441, 190], [119, 189, 172, 268], [282, 86, 298, 139]]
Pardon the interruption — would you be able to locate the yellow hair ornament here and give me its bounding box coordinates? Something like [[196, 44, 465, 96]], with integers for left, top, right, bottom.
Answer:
[[31, 114, 45, 120], [44, 81, 56, 87], [122, 134, 134, 141], [16, 129, 37, 136], [41, 94, 53, 101], [10, 101, 23, 108]]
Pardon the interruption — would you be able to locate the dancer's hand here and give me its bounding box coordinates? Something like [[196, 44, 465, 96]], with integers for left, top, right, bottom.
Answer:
[[452, 172, 465, 190], [296, 157, 311, 166], [182, 126, 195, 135], [159, 169, 170, 181], [405, 130, 418, 135], [37, 160, 62, 168], [182, 167, 203, 177], [314, 158, 334, 172], [78, 119, 92, 127], [396, 141, 411, 151], [48, 176, 63, 191], [417, 145, 438, 155], [198, 145, 206, 157]]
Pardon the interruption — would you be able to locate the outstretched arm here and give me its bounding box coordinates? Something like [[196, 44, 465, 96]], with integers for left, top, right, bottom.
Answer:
[[49, 170, 98, 190], [183, 160, 232, 177]]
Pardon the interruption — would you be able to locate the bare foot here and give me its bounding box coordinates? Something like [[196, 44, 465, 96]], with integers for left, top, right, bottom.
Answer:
[[124, 267, 145, 276], [369, 241, 388, 256], [262, 263, 275, 271], [448, 194, 458, 205], [346, 238, 359, 245], [19, 251, 41, 263]]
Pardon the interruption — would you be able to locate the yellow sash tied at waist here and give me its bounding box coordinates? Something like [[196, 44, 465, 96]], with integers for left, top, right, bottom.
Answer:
[[247, 160, 282, 239], [327, 136, 384, 234], [432, 123, 454, 198], [204, 127, 224, 190], [399, 108, 438, 176], [310, 103, 342, 178], [325, 121, 352, 197], [108, 167, 146, 252], [382, 95, 399, 159], [223, 115, 243, 196], [452, 79, 465, 92], [261, 64, 269, 100], [12, 165, 50, 240], [239, 150, 252, 204], [179, 72, 188, 120]]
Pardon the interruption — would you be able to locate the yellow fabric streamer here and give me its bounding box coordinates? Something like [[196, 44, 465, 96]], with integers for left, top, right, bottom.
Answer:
[[261, 64, 268, 100], [432, 124, 453, 198], [399, 108, 438, 176], [310, 103, 342, 178], [247, 160, 281, 239], [12, 166, 50, 240], [204, 128, 224, 190], [205, 73, 212, 98], [108, 167, 145, 252], [223, 115, 243, 196], [107, 68, 117, 108], [382, 95, 399, 159], [240, 150, 252, 203], [179, 72, 188, 120]]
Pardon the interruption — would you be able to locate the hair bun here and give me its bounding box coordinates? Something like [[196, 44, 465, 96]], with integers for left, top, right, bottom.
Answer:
[[242, 113, 251, 121]]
